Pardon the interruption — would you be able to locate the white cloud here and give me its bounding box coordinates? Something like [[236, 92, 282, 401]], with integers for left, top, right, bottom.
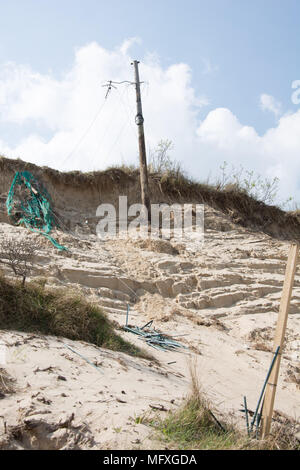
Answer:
[[0, 41, 206, 173], [194, 107, 300, 203], [260, 93, 282, 117], [0, 41, 300, 204], [119, 37, 141, 55]]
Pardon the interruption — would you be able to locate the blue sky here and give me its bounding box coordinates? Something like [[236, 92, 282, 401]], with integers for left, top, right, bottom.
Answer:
[[0, 0, 299, 203]]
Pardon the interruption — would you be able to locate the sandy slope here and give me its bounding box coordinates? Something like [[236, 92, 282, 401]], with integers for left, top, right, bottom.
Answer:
[[0, 206, 299, 449]]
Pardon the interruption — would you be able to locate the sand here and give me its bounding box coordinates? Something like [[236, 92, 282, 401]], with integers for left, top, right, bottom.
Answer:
[[0, 205, 299, 449]]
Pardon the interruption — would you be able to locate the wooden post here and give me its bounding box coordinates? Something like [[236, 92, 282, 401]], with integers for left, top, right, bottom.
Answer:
[[132, 60, 151, 222], [261, 242, 298, 439]]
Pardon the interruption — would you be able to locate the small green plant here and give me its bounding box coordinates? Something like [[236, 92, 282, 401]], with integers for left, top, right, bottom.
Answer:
[[217, 161, 280, 205], [134, 413, 149, 425], [282, 196, 298, 211], [113, 427, 122, 434]]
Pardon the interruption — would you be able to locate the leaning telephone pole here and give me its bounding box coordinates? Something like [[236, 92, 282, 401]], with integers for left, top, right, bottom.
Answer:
[[132, 60, 151, 222]]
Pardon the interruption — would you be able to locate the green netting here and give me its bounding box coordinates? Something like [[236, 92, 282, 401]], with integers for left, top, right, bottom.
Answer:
[[6, 171, 67, 251]]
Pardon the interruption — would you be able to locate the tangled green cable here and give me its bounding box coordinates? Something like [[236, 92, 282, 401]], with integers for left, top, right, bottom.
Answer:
[[6, 171, 67, 251]]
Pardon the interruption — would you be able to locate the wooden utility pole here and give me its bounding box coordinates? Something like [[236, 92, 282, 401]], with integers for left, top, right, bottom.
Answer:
[[261, 242, 299, 439], [132, 60, 151, 222]]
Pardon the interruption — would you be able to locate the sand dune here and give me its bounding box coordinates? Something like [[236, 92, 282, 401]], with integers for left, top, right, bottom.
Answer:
[[0, 203, 299, 449]]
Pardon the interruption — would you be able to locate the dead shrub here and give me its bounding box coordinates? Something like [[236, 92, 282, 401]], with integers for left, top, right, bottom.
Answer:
[[0, 235, 37, 286]]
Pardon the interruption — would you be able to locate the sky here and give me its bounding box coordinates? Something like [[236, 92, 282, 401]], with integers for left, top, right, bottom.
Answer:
[[0, 0, 299, 204]]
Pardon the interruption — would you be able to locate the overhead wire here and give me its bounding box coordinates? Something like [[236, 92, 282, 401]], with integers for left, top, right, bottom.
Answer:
[[105, 117, 130, 159], [61, 92, 108, 168], [4, 77, 154, 299], [88, 86, 129, 170], [104, 84, 140, 160], [61, 78, 144, 171]]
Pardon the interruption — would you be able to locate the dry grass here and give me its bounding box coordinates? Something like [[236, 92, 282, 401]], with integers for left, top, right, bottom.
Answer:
[[252, 342, 273, 352], [0, 155, 135, 190], [0, 274, 151, 360], [150, 360, 300, 450], [1, 155, 300, 240], [0, 368, 16, 395], [248, 327, 273, 352], [150, 361, 243, 450], [258, 413, 300, 450], [248, 327, 273, 342], [285, 364, 300, 387]]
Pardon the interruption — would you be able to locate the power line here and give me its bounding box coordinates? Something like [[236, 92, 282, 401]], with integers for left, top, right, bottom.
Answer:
[[88, 86, 128, 169], [106, 117, 130, 158], [61, 93, 107, 168], [61, 64, 149, 181]]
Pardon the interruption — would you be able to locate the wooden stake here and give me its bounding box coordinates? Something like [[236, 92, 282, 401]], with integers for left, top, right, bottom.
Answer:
[[261, 242, 298, 439]]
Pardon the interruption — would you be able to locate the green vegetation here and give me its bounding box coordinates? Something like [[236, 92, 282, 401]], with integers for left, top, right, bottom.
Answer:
[[216, 161, 280, 205], [0, 274, 150, 359], [150, 369, 244, 450], [153, 395, 240, 450], [150, 367, 299, 450]]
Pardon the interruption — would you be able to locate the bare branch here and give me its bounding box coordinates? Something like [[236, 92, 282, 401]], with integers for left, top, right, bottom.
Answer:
[[0, 235, 37, 286]]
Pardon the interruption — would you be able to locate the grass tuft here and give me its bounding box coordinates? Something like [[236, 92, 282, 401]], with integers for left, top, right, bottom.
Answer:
[[151, 362, 300, 450], [0, 274, 150, 359], [152, 363, 241, 449]]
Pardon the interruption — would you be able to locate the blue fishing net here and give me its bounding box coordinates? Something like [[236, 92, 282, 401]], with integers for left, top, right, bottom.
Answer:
[[6, 171, 67, 251]]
